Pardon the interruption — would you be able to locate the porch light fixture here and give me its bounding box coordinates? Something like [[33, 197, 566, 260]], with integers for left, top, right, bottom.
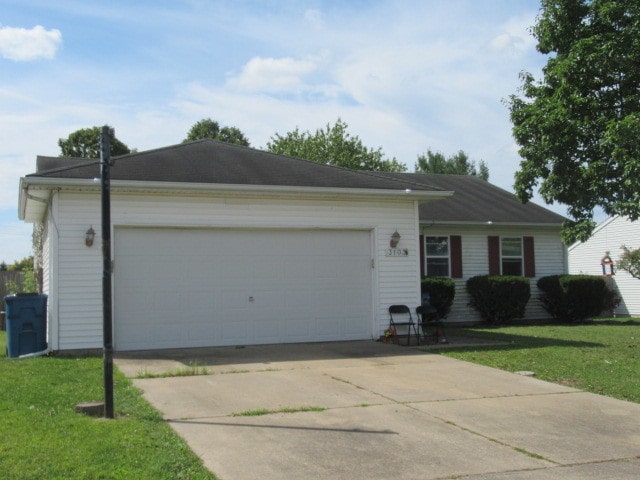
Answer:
[[390, 230, 401, 248], [85, 226, 96, 247]]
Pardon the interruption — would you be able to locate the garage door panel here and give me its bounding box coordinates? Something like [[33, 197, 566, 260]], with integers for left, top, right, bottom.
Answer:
[[251, 259, 284, 280], [115, 228, 372, 350], [221, 322, 248, 344], [282, 316, 311, 339], [344, 314, 370, 335], [249, 315, 282, 343], [313, 316, 341, 337]]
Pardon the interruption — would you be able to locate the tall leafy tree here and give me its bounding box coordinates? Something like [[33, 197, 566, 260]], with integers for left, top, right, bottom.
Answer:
[[414, 149, 489, 180], [183, 118, 250, 146], [58, 126, 131, 158], [267, 119, 406, 172], [508, 0, 640, 243]]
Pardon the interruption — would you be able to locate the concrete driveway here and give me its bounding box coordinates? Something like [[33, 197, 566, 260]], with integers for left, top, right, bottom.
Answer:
[[115, 341, 640, 480]]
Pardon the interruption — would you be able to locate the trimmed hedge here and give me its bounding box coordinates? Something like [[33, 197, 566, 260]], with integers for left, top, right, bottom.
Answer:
[[537, 274, 620, 322], [466, 275, 530, 325], [420, 277, 456, 318]]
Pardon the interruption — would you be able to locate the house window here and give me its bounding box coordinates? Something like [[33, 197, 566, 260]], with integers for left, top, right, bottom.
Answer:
[[425, 236, 450, 277], [501, 237, 523, 276]]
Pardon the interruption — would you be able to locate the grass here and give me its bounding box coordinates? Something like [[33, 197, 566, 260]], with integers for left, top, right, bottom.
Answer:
[[232, 405, 326, 417], [435, 317, 640, 404], [0, 332, 216, 480], [135, 367, 279, 379], [135, 362, 210, 379]]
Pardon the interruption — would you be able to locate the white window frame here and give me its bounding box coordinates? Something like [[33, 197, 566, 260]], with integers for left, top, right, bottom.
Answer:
[[424, 235, 451, 277], [500, 236, 523, 276]]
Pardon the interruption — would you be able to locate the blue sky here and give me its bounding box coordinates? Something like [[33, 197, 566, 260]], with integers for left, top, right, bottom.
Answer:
[[1, 0, 565, 264]]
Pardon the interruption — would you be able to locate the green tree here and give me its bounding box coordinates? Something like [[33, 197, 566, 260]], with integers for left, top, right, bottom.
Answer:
[[414, 149, 489, 180], [0, 262, 7, 271], [618, 245, 640, 280], [8, 257, 34, 272], [266, 119, 406, 172], [4, 256, 37, 293], [4, 271, 37, 294], [183, 118, 250, 146], [58, 126, 131, 158], [508, 0, 640, 243]]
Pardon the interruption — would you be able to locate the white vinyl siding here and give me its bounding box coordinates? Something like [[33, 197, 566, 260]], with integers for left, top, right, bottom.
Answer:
[[569, 216, 640, 316], [421, 225, 566, 323], [46, 191, 421, 350]]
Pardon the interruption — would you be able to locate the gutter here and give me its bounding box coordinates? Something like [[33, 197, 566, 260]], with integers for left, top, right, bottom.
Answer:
[[421, 220, 563, 228], [20, 176, 454, 203]]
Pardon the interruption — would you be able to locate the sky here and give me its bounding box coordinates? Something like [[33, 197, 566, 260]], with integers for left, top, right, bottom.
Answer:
[[0, 0, 571, 264]]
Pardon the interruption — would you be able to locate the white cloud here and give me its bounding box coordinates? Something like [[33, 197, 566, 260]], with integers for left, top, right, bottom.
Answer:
[[0, 25, 62, 61], [227, 56, 318, 94], [490, 15, 536, 54]]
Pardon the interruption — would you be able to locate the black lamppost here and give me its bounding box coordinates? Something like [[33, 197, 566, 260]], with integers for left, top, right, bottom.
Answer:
[[100, 126, 114, 419]]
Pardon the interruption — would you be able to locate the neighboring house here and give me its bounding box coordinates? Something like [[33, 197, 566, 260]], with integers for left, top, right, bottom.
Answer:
[[568, 215, 640, 316], [19, 140, 452, 352], [381, 173, 569, 323]]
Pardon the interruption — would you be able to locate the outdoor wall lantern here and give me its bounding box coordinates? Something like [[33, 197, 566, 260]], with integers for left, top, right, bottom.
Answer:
[[601, 251, 615, 276], [85, 226, 96, 247], [390, 230, 401, 248]]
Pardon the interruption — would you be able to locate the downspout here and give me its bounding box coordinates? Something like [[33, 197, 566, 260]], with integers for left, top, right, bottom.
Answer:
[[18, 348, 51, 359]]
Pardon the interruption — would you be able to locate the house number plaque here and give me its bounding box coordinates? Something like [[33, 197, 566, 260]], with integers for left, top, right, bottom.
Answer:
[[385, 248, 409, 257]]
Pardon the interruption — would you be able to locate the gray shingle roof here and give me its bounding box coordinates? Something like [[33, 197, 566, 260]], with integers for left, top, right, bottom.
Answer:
[[378, 173, 566, 225], [28, 140, 565, 225], [32, 139, 443, 193]]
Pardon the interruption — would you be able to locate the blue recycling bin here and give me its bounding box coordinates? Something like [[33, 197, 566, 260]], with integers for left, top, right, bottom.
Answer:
[[4, 294, 47, 358]]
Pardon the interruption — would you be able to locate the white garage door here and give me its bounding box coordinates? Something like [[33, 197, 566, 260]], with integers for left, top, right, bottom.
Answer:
[[114, 228, 373, 350]]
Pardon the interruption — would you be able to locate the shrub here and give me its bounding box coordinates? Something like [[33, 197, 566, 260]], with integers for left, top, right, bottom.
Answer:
[[536, 275, 565, 320], [537, 274, 621, 322], [420, 277, 456, 318], [466, 275, 530, 325]]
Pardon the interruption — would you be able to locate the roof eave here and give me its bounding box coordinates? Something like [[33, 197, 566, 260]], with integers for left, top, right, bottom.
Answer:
[[20, 176, 453, 213], [420, 220, 563, 228]]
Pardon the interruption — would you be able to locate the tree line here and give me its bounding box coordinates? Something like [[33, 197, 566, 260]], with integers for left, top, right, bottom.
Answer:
[[57, 118, 489, 179]]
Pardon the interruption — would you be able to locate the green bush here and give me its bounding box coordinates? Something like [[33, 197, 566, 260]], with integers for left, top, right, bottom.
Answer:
[[537, 274, 620, 322], [420, 277, 456, 318], [466, 275, 530, 325], [536, 275, 565, 320]]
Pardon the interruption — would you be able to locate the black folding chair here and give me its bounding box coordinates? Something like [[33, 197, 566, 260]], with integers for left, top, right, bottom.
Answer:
[[416, 303, 447, 344], [388, 304, 419, 346]]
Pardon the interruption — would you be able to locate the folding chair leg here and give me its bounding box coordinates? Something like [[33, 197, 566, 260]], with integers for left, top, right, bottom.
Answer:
[[434, 323, 448, 344]]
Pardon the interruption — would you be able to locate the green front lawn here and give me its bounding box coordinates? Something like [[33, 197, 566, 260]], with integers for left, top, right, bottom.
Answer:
[[436, 318, 640, 403], [0, 332, 216, 480]]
